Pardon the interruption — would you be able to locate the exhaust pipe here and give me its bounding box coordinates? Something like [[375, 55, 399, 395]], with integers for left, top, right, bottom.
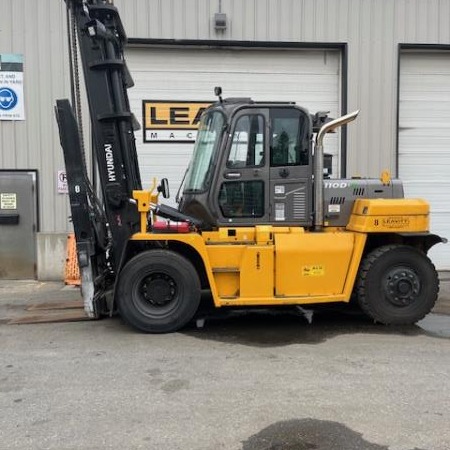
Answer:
[[314, 110, 359, 230]]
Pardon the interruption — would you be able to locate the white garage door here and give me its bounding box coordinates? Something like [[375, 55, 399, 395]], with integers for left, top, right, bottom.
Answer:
[[126, 46, 341, 206], [399, 51, 450, 270]]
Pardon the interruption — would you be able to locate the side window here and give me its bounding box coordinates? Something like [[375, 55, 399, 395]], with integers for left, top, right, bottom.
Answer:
[[227, 115, 264, 168], [270, 109, 308, 166], [219, 181, 264, 218]]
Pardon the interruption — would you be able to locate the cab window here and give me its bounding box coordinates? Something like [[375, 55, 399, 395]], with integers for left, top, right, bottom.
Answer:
[[270, 109, 308, 166], [184, 111, 224, 192], [218, 180, 264, 218], [227, 115, 264, 168]]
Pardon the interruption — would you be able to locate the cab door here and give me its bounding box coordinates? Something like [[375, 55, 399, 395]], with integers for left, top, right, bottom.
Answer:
[[214, 108, 270, 225], [269, 107, 313, 226]]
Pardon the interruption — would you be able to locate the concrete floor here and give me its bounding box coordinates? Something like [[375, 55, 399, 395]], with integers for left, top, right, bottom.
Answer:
[[0, 278, 449, 450]]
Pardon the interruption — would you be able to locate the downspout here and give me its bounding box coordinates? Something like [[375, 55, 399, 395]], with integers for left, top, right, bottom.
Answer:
[[314, 110, 360, 230]]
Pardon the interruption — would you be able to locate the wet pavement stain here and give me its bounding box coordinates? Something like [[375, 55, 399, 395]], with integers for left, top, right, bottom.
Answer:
[[161, 378, 190, 394], [242, 419, 426, 450], [184, 305, 450, 347]]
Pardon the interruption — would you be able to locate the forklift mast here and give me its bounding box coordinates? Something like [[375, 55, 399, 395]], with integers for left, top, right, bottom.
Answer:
[[55, 0, 142, 315]]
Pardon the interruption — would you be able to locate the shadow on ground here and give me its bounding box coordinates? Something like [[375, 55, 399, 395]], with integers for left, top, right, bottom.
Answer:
[[182, 297, 450, 347], [3, 283, 449, 346], [242, 419, 425, 450]]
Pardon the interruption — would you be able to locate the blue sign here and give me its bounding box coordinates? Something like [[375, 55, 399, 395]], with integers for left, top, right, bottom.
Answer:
[[0, 87, 18, 110]]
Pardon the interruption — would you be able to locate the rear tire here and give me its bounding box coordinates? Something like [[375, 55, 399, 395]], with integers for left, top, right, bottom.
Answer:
[[356, 245, 439, 324], [116, 250, 201, 333]]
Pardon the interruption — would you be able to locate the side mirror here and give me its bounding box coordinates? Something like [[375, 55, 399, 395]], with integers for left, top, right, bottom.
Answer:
[[157, 178, 170, 199]]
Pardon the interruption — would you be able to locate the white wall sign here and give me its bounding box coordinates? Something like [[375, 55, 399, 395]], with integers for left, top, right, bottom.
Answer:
[[1, 193, 17, 210], [57, 170, 68, 194], [0, 54, 25, 121]]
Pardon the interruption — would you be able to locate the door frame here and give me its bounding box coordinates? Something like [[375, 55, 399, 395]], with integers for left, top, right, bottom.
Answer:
[[0, 169, 39, 278]]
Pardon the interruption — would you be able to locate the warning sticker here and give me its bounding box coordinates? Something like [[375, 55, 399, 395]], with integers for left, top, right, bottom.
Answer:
[[302, 265, 325, 277], [1, 192, 17, 209], [275, 203, 285, 221], [328, 204, 340, 213]]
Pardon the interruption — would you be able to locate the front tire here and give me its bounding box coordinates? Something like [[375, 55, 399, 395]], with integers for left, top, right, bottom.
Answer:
[[116, 250, 201, 333], [356, 245, 439, 324]]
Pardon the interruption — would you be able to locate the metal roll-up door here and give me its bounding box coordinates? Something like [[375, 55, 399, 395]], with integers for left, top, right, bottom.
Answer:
[[399, 51, 450, 270], [126, 46, 341, 207]]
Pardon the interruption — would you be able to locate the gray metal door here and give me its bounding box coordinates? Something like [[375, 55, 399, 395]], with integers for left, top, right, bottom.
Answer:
[[0, 171, 37, 279]]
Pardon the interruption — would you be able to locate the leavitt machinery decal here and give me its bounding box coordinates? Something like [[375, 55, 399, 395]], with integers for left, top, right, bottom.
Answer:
[[143, 100, 212, 143]]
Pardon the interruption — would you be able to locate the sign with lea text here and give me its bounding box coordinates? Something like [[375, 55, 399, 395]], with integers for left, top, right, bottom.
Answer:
[[143, 100, 212, 143]]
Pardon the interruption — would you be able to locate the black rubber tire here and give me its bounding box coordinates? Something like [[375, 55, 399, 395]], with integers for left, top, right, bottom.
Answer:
[[116, 250, 201, 333], [356, 245, 439, 325]]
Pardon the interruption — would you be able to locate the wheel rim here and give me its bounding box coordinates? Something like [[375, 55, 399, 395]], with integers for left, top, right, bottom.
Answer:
[[383, 266, 421, 307], [133, 271, 180, 318]]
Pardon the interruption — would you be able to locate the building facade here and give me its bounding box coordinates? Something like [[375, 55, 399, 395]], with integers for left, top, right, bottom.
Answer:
[[0, 0, 449, 278]]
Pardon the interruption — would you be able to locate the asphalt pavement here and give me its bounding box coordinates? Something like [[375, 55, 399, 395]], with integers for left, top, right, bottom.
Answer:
[[0, 275, 449, 450]]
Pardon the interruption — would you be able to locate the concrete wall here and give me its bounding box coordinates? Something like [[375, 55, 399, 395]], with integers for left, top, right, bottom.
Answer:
[[36, 233, 68, 281]]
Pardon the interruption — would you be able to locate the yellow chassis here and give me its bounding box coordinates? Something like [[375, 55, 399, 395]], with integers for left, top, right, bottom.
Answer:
[[131, 192, 430, 308]]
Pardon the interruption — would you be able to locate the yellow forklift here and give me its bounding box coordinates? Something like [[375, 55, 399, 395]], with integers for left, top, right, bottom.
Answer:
[[56, 0, 446, 332]]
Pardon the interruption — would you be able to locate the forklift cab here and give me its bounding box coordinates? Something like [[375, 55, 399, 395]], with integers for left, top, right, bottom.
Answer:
[[179, 100, 314, 230]]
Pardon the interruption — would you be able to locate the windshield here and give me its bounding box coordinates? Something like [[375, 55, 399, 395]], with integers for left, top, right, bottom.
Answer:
[[184, 110, 225, 193]]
